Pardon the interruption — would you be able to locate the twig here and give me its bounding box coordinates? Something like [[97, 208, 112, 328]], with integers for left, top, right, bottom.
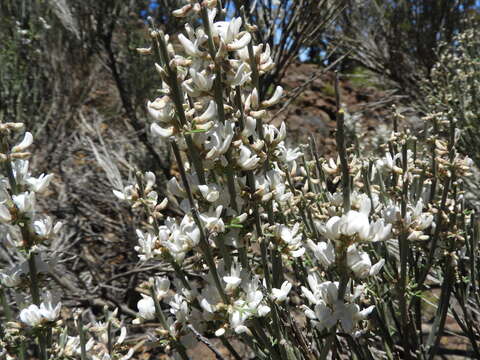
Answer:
[[187, 324, 227, 360]]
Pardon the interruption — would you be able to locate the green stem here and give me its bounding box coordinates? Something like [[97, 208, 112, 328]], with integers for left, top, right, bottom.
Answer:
[[0, 288, 12, 321], [151, 288, 189, 360], [78, 318, 87, 360], [334, 72, 350, 211]]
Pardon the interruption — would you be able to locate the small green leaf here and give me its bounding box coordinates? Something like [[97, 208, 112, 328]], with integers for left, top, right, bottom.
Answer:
[[186, 128, 208, 134], [226, 223, 244, 229]]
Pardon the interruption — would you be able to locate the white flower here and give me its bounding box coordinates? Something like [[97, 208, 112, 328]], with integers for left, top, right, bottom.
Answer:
[[276, 143, 302, 163], [237, 145, 260, 170], [227, 277, 271, 334], [172, 4, 193, 17], [223, 260, 243, 293], [336, 302, 362, 333], [261, 86, 284, 107], [241, 116, 258, 138], [180, 214, 201, 244], [12, 159, 30, 184], [157, 215, 200, 262], [271, 281, 292, 303], [323, 157, 340, 175], [147, 97, 174, 123], [137, 295, 156, 321], [134, 230, 158, 261], [113, 185, 137, 202], [213, 17, 243, 46], [266, 167, 292, 203], [199, 206, 225, 233], [178, 33, 205, 57], [311, 302, 337, 331], [32, 217, 62, 239], [12, 191, 35, 213], [151, 122, 175, 138], [142, 172, 157, 197], [0, 270, 21, 287], [39, 296, 62, 322], [258, 44, 275, 73], [205, 121, 235, 160], [301, 275, 338, 306], [227, 32, 251, 51], [244, 278, 270, 316], [20, 296, 61, 326], [60, 336, 95, 357], [169, 294, 189, 323], [346, 245, 372, 279], [228, 62, 251, 87], [321, 195, 390, 243], [264, 122, 286, 146], [307, 239, 335, 268], [12, 132, 33, 152], [198, 184, 220, 203], [189, 68, 215, 92], [167, 177, 187, 198], [229, 303, 251, 335], [376, 152, 402, 174], [194, 100, 218, 123], [301, 277, 374, 333], [341, 210, 371, 240], [347, 245, 385, 278], [275, 223, 305, 257], [20, 304, 43, 327], [26, 173, 53, 193], [154, 276, 170, 300], [367, 219, 391, 242]]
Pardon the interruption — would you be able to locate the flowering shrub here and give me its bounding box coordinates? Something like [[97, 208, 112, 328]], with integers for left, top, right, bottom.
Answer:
[[425, 23, 480, 167], [0, 1, 478, 360]]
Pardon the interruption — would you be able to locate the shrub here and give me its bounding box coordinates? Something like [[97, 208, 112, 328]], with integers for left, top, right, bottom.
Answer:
[[0, 1, 478, 359]]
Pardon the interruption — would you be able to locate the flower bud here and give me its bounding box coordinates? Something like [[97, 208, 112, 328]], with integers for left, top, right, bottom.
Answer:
[[172, 4, 193, 17]]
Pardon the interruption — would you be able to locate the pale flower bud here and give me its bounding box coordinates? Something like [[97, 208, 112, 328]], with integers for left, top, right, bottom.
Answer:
[[261, 86, 284, 107], [136, 47, 152, 55], [144, 171, 156, 193], [172, 4, 193, 17]]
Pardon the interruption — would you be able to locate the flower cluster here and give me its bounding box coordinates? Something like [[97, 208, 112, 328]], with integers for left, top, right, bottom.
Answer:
[[0, 126, 135, 360], [115, 1, 384, 357]]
